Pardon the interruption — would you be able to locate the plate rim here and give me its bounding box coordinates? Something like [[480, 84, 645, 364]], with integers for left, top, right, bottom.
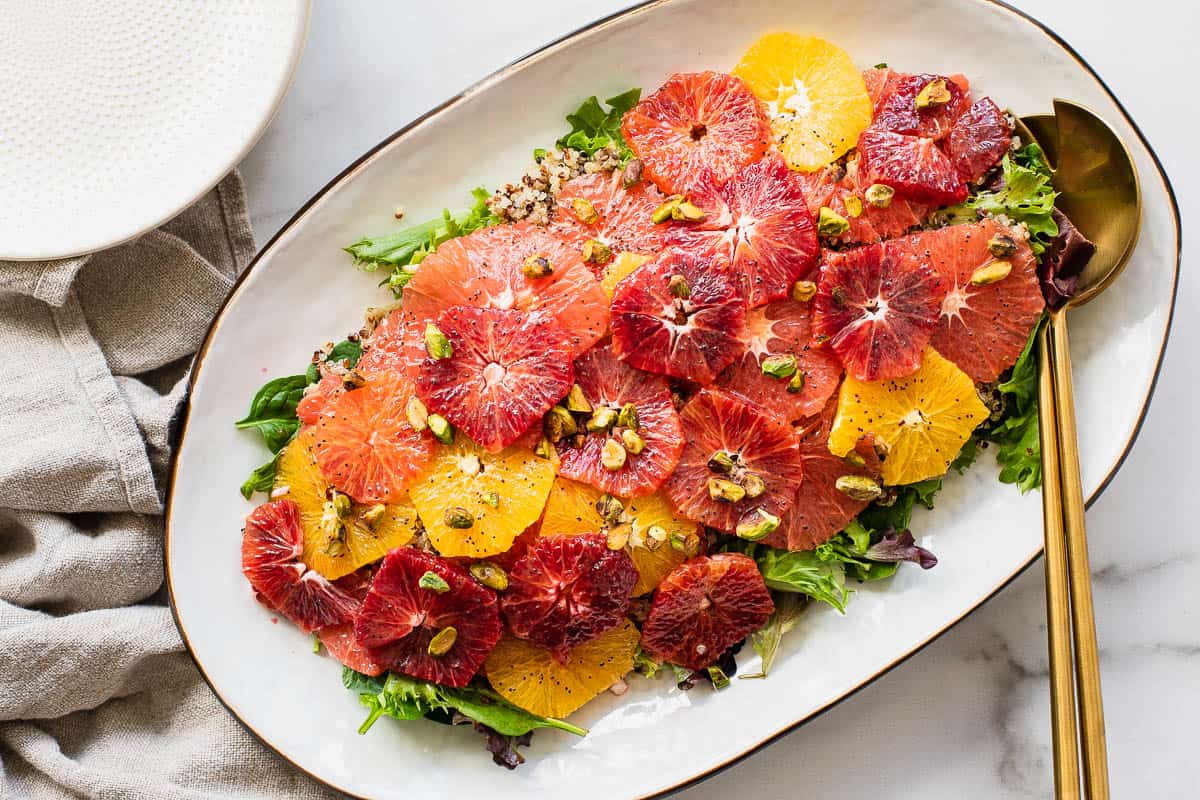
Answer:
[[163, 1, 1182, 797], [0, 0, 313, 262]]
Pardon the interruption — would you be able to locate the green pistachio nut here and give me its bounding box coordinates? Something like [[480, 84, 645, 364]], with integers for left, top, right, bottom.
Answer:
[[834, 474, 883, 501], [427, 626, 458, 656], [427, 414, 454, 444], [443, 507, 474, 529], [817, 206, 851, 236], [864, 183, 895, 208], [761, 353, 798, 379], [418, 570, 451, 593], [424, 323, 453, 360]]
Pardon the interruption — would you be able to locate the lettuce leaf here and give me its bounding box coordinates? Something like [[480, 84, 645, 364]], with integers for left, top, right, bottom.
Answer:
[[945, 143, 1058, 255], [981, 314, 1045, 491], [741, 592, 805, 679], [553, 89, 641, 159]]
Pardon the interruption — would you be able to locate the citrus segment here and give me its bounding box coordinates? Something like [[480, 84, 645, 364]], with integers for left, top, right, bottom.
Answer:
[[485, 620, 638, 718], [408, 438, 556, 558], [857, 129, 967, 206], [733, 33, 873, 171], [296, 373, 345, 427], [796, 159, 930, 244], [600, 252, 651, 299], [551, 167, 669, 268], [318, 568, 386, 676], [356, 308, 425, 380], [871, 72, 970, 141], [945, 97, 1012, 182], [828, 347, 989, 485]]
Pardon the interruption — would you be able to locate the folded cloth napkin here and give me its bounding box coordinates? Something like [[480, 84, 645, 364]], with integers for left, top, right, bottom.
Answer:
[[0, 174, 336, 799]]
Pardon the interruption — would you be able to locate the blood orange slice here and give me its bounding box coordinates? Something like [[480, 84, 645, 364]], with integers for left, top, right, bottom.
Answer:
[[416, 306, 573, 453], [662, 389, 804, 533], [667, 154, 819, 307], [898, 220, 1045, 382], [620, 71, 771, 194], [857, 129, 967, 206], [862, 67, 903, 109], [551, 167, 669, 269], [945, 97, 1012, 182], [500, 533, 637, 660], [554, 345, 684, 498], [610, 248, 746, 384], [795, 158, 930, 245], [716, 298, 843, 424], [355, 547, 501, 687], [640, 553, 774, 671], [313, 371, 434, 504], [318, 568, 386, 677], [812, 243, 946, 382], [871, 73, 970, 140], [401, 223, 607, 357], [356, 308, 426, 380], [296, 373, 345, 428]]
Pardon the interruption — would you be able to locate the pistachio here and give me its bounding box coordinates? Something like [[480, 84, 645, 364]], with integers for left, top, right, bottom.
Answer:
[[831, 286, 848, 307], [914, 78, 951, 109], [669, 531, 701, 557], [707, 450, 736, 474], [791, 280, 817, 302], [572, 197, 599, 224], [457, 453, 481, 476], [469, 562, 509, 591], [359, 504, 387, 529], [873, 438, 891, 459], [582, 239, 613, 265], [427, 626, 458, 656], [864, 183, 895, 208], [544, 405, 578, 443], [565, 383, 593, 413], [482, 491, 500, 508], [601, 438, 627, 471], [443, 507, 474, 529], [835, 474, 883, 501], [735, 508, 780, 541], [668, 273, 691, 299], [843, 195, 864, 218], [595, 493, 625, 525], [331, 491, 352, 517], [586, 406, 618, 433], [644, 524, 669, 551], [424, 323, 453, 360], [621, 428, 646, 455], [418, 570, 451, 593], [606, 523, 632, 550], [707, 665, 731, 690], [533, 436, 555, 460], [323, 533, 347, 558], [786, 371, 806, 394], [427, 414, 454, 444], [522, 254, 554, 278], [843, 451, 867, 468], [616, 402, 640, 431], [708, 477, 747, 503], [671, 199, 706, 222], [761, 353, 798, 379], [817, 206, 851, 236], [406, 396, 429, 432], [622, 158, 645, 188], [341, 370, 367, 391], [651, 195, 683, 224], [987, 234, 1018, 258], [970, 260, 1012, 285], [742, 473, 766, 499]]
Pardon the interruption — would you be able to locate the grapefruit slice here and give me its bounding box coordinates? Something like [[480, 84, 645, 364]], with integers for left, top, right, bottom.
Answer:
[[896, 220, 1045, 382], [620, 71, 771, 194], [408, 438, 556, 558], [667, 154, 819, 307], [662, 388, 804, 533], [716, 298, 843, 424], [640, 553, 774, 671], [857, 129, 967, 206], [356, 308, 426, 380], [610, 247, 747, 384], [401, 222, 607, 357], [812, 243, 946, 382], [274, 427, 420, 579], [415, 306, 574, 453], [871, 72, 970, 140], [732, 33, 873, 172], [313, 370, 434, 504], [554, 345, 684, 498], [296, 373, 345, 428], [354, 547, 501, 687], [795, 158, 931, 245], [539, 477, 692, 596], [485, 620, 639, 718], [551, 167, 669, 268], [829, 347, 990, 485], [317, 568, 386, 677], [945, 97, 1013, 182], [500, 533, 637, 659]]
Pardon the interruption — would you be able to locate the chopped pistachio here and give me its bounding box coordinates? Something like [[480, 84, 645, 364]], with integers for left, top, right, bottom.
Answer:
[[522, 254, 554, 278], [864, 183, 894, 208], [427, 626, 458, 656], [761, 353, 798, 379], [786, 371, 806, 394], [469, 562, 508, 591], [707, 665, 731, 690], [742, 473, 766, 499], [817, 206, 851, 236], [970, 260, 1013, 285], [424, 323, 453, 360], [621, 428, 646, 455], [331, 492, 352, 517], [533, 436, 555, 460], [987, 234, 1018, 258], [835, 474, 883, 501], [595, 493, 625, 525], [668, 273, 691, 299], [601, 438, 627, 471], [544, 405, 578, 443], [427, 414, 454, 444], [565, 384, 592, 413], [481, 491, 500, 508], [843, 195, 864, 218], [708, 477, 747, 503], [606, 523, 632, 550], [418, 570, 451, 593], [312, 634, 322, 653], [651, 195, 684, 224], [586, 406, 618, 433], [830, 286, 848, 307], [443, 507, 474, 529], [645, 524, 669, 551], [671, 199, 706, 222], [572, 197, 599, 224], [341, 370, 367, 391], [669, 531, 701, 557], [914, 78, 951, 109], [843, 451, 867, 468], [322, 533, 347, 558], [457, 453, 481, 476], [791, 280, 818, 302], [707, 450, 736, 474], [582, 239, 613, 265], [616, 402, 640, 431], [622, 158, 644, 188], [735, 508, 780, 541], [359, 504, 387, 529], [406, 396, 429, 432]]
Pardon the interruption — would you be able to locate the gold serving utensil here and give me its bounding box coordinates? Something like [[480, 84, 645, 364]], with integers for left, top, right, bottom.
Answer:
[[1019, 99, 1141, 800]]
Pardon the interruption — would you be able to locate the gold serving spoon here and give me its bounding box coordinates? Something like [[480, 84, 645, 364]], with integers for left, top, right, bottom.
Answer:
[[1016, 100, 1141, 800]]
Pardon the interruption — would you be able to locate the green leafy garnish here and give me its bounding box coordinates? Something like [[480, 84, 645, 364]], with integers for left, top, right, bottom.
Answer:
[[239, 455, 279, 500], [234, 374, 308, 453], [741, 592, 805, 680], [947, 143, 1058, 255], [981, 314, 1045, 491], [554, 89, 641, 160], [817, 521, 901, 583], [752, 546, 849, 612], [305, 338, 362, 384]]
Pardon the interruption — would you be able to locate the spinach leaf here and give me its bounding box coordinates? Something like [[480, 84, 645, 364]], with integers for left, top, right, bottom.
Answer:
[[554, 89, 641, 159], [234, 374, 307, 453], [742, 592, 805, 680], [239, 456, 279, 500]]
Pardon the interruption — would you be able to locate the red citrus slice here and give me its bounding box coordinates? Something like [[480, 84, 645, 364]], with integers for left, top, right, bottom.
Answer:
[[871, 73, 970, 140], [313, 371, 434, 504], [639, 553, 774, 670], [796, 158, 931, 245], [610, 247, 747, 384], [554, 345, 685, 498], [500, 533, 637, 660], [354, 547, 502, 687], [620, 71, 771, 194], [296, 374, 344, 428], [716, 299, 842, 424], [356, 308, 426, 380], [813, 244, 946, 382], [550, 167, 669, 270], [857, 129, 967, 206], [318, 568, 386, 676], [401, 222, 607, 357], [241, 500, 358, 634], [945, 97, 1012, 182], [862, 67, 903, 108], [662, 388, 804, 533], [416, 306, 573, 453], [899, 220, 1045, 382], [667, 153, 819, 307]]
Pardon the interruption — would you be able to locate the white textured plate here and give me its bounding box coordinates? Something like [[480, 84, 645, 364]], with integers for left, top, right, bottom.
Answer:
[[0, 0, 310, 260], [166, 1, 1179, 798]]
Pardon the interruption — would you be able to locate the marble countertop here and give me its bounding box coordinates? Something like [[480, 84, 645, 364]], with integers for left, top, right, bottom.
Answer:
[[240, 2, 1198, 797]]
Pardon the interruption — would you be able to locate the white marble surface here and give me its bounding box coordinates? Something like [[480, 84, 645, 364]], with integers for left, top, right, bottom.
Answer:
[[240, 1, 1199, 797]]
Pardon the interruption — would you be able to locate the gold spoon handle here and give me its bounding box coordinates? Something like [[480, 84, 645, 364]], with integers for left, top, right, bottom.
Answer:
[[1038, 321, 1082, 800], [1047, 311, 1111, 800]]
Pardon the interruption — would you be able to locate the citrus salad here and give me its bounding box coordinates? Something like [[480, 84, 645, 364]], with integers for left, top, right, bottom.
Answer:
[[235, 33, 1091, 768]]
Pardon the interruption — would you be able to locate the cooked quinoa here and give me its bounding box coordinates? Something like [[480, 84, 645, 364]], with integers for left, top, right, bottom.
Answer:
[[487, 144, 623, 224]]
